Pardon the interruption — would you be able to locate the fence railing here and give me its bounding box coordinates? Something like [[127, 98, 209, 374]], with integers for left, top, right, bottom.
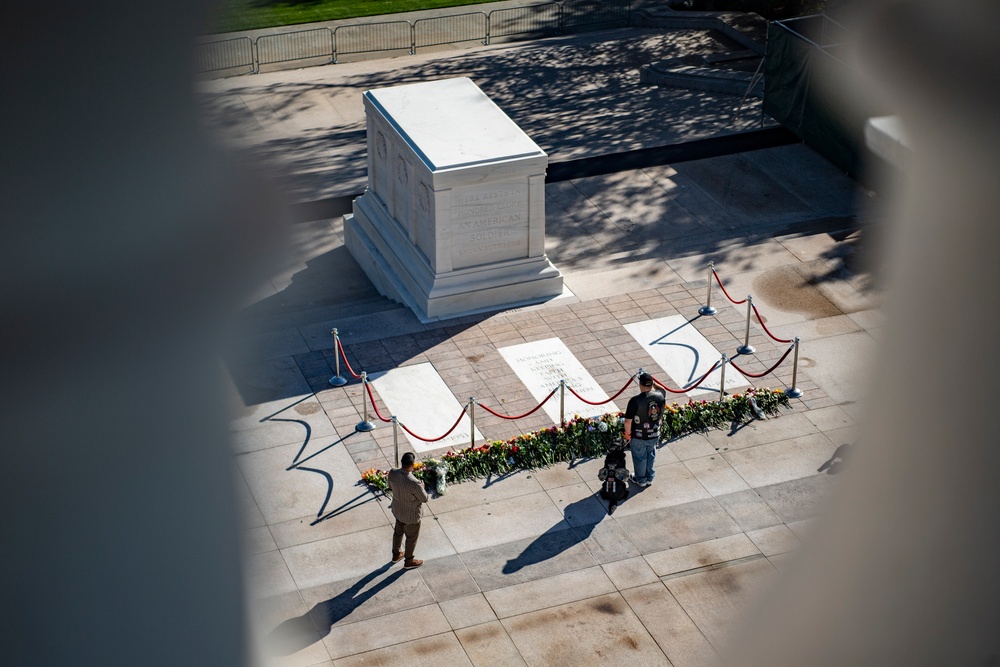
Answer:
[[335, 21, 414, 61], [488, 3, 562, 40], [196, 0, 630, 75], [257, 28, 334, 67], [195, 36, 255, 74], [415, 12, 488, 49]]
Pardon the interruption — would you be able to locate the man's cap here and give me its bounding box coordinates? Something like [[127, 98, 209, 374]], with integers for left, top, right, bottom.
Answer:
[[638, 373, 654, 386]]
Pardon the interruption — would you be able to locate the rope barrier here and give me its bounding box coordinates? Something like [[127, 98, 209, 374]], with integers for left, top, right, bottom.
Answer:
[[331, 272, 798, 438], [364, 382, 392, 423], [712, 269, 746, 305], [398, 406, 470, 443], [730, 343, 795, 378], [751, 304, 793, 343], [566, 375, 635, 405], [479, 386, 558, 420], [336, 338, 362, 379], [650, 362, 720, 394]]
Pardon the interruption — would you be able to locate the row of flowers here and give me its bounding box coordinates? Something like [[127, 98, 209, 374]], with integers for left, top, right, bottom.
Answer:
[[360, 388, 790, 495]]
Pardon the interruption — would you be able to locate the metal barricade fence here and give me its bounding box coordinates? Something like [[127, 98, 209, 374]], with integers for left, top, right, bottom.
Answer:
[[414, 13, 488, 49], [334, 21, 414, 60], [195, 36, 255, 74], [560, 0, 630, 31], [488, 3, 561, 41], [196, 1, 632, 76], [257, 28, 334, 67]]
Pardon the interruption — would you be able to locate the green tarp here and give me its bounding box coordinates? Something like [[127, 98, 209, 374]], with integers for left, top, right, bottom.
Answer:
[[764, 18, 884, 177]]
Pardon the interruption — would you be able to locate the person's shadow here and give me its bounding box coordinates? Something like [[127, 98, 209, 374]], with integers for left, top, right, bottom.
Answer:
[[502, 495, 608, 574], [818, 443, 853, 474], [264, 562, 404, 656]]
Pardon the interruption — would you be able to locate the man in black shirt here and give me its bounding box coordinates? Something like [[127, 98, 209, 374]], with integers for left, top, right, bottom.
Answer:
[[623, 372, 666, 487]]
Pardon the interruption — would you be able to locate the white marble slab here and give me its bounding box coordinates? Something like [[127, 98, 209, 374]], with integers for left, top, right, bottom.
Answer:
[[365, 77, 544, 171], [624, 315, 749, 397], [368, 362, 483, 453], [497, 337, 618, 423]]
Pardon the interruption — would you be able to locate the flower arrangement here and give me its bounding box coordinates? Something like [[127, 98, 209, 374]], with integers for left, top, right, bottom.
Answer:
[[360, 467, 389, 494], [359, 388, 789, 493]]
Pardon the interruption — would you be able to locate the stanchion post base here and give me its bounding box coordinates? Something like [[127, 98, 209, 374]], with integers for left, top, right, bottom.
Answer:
[[329, 375, 348, 387], [355, 420, 376, 432], [785, 387, 803, 398], [699, 306, 717, 316], [737, 345, 755, 356]]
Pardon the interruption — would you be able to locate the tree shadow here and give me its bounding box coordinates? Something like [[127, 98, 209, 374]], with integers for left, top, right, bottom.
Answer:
[[205, 28, 865, 408], [264, 562, 404, 656], [502, 495, 607, 574]]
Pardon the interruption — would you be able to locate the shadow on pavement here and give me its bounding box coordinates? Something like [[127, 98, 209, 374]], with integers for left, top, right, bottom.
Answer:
[[264, 562, 404, 656]]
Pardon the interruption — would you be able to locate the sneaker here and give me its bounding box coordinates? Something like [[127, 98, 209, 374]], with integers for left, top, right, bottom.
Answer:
[[403, 558, 424, 569], [629, 475, 639, 485], [391, 552, 404, 563], [642, 480, 652, 488]]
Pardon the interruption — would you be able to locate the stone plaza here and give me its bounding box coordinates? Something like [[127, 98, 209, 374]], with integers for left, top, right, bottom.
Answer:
[[204, 9, 881, 666]]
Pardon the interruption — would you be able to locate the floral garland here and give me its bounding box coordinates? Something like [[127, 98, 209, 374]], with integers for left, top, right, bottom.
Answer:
[[360, 388, 789, 495]]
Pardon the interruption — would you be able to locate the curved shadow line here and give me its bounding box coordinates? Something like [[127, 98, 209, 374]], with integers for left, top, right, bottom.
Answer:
[[648, 315, 701, 346], [288, 433, 353, 471], [258, 395, 314, 422], [652, 341, 702, 384], [312, 489, 377, 525], [296, 465, 335, 518], [263, 407, 345, 521], [267, 417, 313, 463]]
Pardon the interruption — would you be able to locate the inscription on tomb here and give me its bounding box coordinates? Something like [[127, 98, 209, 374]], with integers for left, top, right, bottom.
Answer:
[[451, 184, 528, 268]]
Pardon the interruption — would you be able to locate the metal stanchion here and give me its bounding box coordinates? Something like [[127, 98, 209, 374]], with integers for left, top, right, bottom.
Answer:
[[469, 397, 476, 449], [355, 371, 376, 432], [699, 261, 717, 316], [785, 337, 804, 398], [329, 328, 348, 386], [392, 416, 399, 466], [559, 379, 566, 427], [718, 354, 728, 402], [737, 296, 756, 355]]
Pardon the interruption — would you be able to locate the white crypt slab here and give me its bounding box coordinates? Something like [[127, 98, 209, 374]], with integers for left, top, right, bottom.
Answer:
[[624, 316, 749, 397], [368, 363, 483, 453], [498, 338, 618, 423]]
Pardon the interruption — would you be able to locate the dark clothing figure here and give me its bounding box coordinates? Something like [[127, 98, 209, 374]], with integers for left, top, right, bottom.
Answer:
[[623, 373, 666, 487], [387, 453, 429, 569], [598, 444, 630, 514]]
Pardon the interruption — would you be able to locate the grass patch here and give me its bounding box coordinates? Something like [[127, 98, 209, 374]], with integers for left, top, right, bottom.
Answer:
[[206, 0, 498, 34]]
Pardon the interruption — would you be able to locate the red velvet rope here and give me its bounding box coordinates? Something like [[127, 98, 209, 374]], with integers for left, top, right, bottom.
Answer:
[[479, 386, 558, 420], [364, 382, 392, 423], [650, 362, 720, 394], [730, 344, 794, 378], [336, 338, 362, 379], [712, 269, 747, 305], [399, 406, 469, 443], [751, 304, 793, 343], [566, 375, 635, 405]]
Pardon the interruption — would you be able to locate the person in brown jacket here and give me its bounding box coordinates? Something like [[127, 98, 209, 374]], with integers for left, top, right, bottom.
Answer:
[[388, 452, 430, 569]]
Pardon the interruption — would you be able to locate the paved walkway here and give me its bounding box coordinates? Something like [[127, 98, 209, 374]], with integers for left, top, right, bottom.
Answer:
[[214, 14, 882, 667], [198, 21, 772, 202]]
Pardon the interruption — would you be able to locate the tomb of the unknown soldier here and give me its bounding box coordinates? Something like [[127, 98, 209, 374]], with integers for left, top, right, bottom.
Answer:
[[345, 77, 564, 322]]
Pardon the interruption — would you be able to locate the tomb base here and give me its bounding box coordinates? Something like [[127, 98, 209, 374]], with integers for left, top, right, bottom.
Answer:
[[346, 194, 563, 322]]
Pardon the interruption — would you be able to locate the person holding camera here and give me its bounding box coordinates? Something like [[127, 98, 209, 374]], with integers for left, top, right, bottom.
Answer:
[[388, 452, 429, 569]]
